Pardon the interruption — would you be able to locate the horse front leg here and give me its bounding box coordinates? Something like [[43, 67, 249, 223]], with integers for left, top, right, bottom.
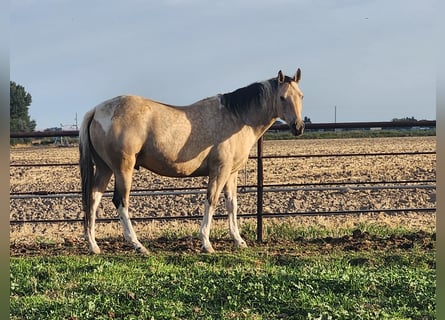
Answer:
[[200, 169, 230, 253], [200, 199, 216, 253], [224, 172, 247, 249]]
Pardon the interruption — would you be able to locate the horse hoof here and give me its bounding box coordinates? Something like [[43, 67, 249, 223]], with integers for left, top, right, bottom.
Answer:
[[201, 245, 215, 254], [136, 246, 149, 255], [89, 246, 101, 254], [235, 241, 248, 250]]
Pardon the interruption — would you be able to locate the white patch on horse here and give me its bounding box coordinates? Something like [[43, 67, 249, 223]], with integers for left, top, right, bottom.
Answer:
[[117, 204, 148, 253], [94, 98, 119, 134]]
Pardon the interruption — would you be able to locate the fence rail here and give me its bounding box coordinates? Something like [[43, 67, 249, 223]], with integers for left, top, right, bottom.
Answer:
[[9, 120, 437, 139], [10, 121, 436, 241]]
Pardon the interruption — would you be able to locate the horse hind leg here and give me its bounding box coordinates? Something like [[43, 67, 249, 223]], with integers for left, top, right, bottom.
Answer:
[[113, 169, 149, 254], [86, 165, 112, 254]]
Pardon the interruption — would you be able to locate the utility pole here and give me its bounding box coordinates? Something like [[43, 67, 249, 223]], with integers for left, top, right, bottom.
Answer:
[[334, 105, 337, 123]]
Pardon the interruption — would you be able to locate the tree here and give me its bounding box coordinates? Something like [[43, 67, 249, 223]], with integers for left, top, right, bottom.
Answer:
[[391, 116, 418, 122], [303, 116, 312, 124], [10, 81, 36, 132]]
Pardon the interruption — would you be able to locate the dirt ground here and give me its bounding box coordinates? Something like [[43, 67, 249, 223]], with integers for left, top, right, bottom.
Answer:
[[9, 228, 436, 258], [10, 136, 436, 256]]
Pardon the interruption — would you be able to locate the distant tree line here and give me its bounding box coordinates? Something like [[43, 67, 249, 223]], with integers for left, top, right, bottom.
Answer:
[[8, 81, 426, 135], [10, 81, 36, 132], [303, 117, 425, 124], [391, 116, 419, 122]]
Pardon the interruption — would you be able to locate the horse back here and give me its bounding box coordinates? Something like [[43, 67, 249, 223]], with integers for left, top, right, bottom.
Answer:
[[88, 94, 258, 177]]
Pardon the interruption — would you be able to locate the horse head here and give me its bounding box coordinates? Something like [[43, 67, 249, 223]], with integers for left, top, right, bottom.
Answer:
[[276, 68, 304, 136]]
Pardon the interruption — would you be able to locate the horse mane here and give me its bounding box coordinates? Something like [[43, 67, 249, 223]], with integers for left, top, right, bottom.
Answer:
[[221, 79, 278, 117]]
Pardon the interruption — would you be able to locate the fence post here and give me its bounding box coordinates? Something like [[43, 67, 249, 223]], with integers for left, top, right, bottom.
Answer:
[[256, 135, 264, 242]]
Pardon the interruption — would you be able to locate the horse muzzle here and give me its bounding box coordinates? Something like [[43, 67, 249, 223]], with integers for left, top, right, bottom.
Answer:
[[291, 121, 305, 136]]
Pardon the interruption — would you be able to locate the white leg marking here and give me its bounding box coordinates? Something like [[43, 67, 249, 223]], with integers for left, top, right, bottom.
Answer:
[[86, 191, 102, 254], [118, 205, 148, 254], [199, 200, 215, 253], [226, 194, 247, 248]]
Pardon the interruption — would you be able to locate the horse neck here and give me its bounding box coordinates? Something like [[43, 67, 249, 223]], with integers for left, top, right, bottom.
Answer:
[[240, 80, 279, 137]]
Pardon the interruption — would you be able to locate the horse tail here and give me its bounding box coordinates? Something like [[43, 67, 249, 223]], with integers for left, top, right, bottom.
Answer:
[[79, 109, 96, 234]]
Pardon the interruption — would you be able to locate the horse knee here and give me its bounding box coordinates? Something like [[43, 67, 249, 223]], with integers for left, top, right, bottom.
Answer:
[[207, 192, 221, 209]]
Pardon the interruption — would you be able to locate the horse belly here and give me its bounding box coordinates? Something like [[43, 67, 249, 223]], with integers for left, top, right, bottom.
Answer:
[[137, 154, 209, 177]]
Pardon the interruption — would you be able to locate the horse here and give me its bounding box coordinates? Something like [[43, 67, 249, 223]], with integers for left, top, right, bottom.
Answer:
[[79, 68, 304, 254]]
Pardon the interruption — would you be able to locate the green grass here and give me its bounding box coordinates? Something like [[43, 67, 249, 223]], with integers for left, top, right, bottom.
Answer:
[[241, 217, 435, 243], [10, 248, 435, 319], [11, 218, 436, 319]]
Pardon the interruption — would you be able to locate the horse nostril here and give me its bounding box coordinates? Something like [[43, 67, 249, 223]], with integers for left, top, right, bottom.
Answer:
[[292, 121, 304, 136], [289, 121, 304, 136]]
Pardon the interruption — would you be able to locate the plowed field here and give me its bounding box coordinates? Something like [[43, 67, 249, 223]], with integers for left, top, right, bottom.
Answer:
[[10, 136, 436, 255]]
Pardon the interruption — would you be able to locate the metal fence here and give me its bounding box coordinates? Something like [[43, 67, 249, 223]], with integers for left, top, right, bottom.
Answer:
[[10, 121, 436, 241]]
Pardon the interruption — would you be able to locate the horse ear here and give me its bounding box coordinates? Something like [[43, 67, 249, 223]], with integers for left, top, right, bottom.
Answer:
[[294, 68, 301, 83], [277, 70, 285, 83]]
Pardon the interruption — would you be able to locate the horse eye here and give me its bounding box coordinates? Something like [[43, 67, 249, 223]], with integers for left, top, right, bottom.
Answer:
[[280, 96, 286, 101]]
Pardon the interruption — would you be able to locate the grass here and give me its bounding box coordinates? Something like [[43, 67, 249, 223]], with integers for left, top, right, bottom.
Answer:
[[10, 249, 435, 320], [10, 213, 437, 247], [10, 215, 436, 320]]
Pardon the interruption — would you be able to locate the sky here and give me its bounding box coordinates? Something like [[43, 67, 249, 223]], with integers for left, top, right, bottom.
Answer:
[[10, 0, 436, 130]]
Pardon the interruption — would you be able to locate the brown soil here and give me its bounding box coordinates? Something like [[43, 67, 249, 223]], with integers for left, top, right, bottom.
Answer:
[[10, 229, 436, 257], [10, 137, 436, 256]]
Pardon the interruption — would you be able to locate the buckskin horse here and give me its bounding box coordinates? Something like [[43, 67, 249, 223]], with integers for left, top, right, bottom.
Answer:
[[79, 69, 304, 254]]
